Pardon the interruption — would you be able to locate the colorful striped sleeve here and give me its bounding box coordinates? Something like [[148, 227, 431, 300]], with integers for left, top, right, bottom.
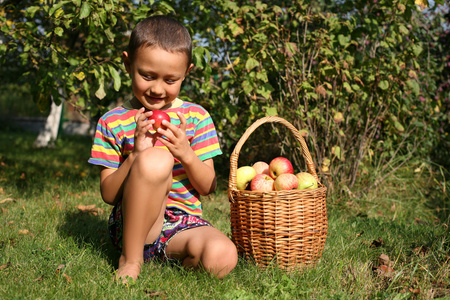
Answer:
[[88, 108, 132, 169]]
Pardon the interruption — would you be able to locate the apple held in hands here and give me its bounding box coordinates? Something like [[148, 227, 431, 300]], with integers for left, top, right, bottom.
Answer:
[[250, 174, 274, 192], [150, 110, 171, 130], [236, 166, 257, 190], [295, 172, 318, 190], [274, 173, 299, 191], [252, 161, 270, 175], [269, 157, 294, 179]]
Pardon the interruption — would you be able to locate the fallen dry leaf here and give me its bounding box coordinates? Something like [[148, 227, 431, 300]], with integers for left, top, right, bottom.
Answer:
[[0, 198, 14, 204], [56, 264, 65, 275], [63, 273, 72, 283], [57, 264, 65, 270], [0, 262, 11, 271], [413, 246, 430, 257], [18, 229, 30, 235], [373, 253, 396, 277], [410, 287, 421, 294], [370, 237, 384, 248], [144, 290, 167, 299], [33, 275, 44, 282], [378, 254, 394, 268], [76, 204, 104, 215]]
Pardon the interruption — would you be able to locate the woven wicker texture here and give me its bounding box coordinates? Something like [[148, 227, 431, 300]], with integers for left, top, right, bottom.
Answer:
[[228, 116, 327, 269]]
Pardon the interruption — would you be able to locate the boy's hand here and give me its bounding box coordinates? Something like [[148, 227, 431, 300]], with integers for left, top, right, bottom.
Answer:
[[133, 107, 158, 153], [156, 111, 193, 162]]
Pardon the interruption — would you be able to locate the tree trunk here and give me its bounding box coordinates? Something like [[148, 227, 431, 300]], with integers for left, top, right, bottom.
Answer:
[[34, 99, 63, 148]]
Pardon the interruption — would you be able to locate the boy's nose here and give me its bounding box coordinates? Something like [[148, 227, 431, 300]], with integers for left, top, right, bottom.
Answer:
[[149, 81, 164, 95]]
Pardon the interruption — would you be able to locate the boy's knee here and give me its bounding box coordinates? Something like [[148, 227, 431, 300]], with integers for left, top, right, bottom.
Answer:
[[206, 238, 238, 269], [132, 148, 174, 180]]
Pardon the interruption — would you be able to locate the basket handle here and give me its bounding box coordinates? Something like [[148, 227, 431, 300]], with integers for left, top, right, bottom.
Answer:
[[228, 116, 319, 194]]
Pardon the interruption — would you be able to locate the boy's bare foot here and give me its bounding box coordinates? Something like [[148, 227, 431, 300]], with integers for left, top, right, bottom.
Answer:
[[115, 257, 142, 284]]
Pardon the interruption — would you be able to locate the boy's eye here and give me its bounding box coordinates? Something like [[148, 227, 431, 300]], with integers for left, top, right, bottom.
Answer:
[[143, 75, 154, 80]]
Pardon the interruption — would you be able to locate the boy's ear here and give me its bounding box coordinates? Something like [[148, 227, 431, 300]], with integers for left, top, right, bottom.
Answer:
[[122, 51, 131, 74], [185, 63, 194, 75]]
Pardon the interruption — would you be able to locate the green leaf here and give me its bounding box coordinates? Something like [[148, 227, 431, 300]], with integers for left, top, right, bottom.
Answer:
[[256, 83, 274, 99], [104, 28, 114, 42], [54, 27, 64, 37], [95, 81, 106, 100], [406, 79, 420, 96], [242, 80, 253, 95], [398, 25, 409, 35], [394, 121, 405, 133], [412, 44, 423, 57], [378, 80, 389, 90], [264, 106, 277, 116], [332, 146, 343, 160], [80, 2, 91, 19], [26, 6, 40, 18], [230, 22, 244, 37], [338, 34, 350, 47], [108, 65, 121, 92], [245, 57, 259, 71], [343, 82, 353, 92], [285, 42, 297, 57]]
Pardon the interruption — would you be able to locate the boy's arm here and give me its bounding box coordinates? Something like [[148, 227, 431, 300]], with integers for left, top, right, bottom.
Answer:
[[99, 108, 155, 205], [180, 155, 217, 196], [157, 111, 218, 196]]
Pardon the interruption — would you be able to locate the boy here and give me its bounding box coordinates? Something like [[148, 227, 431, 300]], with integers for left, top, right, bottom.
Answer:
[[88, 15, 238, 282]]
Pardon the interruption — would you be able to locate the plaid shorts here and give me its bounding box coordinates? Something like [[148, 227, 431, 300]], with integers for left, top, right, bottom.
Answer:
[[108, 201, 212, 262]]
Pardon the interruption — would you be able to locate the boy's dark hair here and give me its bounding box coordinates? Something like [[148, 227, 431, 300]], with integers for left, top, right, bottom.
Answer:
[[127, 15, 192, 68]]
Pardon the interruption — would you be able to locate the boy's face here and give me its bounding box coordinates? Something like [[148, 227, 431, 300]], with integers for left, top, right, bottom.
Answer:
[[123, 46, 192, 110]]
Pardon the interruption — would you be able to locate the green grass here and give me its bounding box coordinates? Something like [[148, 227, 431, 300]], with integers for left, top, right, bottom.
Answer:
[[0, 125, 449, 299]]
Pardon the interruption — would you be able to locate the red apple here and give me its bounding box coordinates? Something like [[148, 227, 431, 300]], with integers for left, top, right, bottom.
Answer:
[[250, 174, 274, 192], [252, 161, 270, 175], [269, 157, 294, 179], [274, 173, 299, 191], [150, 110, 171, 130]]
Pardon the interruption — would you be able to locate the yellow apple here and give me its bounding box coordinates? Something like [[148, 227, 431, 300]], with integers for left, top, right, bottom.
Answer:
[[236, 166, 257, 190], [295, 172, 318, 190]]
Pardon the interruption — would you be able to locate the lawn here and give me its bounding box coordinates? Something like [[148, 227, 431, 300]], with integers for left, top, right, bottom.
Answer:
[[0, 123, 449, 299]]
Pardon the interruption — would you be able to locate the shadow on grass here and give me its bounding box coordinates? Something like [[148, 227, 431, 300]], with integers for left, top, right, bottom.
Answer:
[[58, 210, 120, 268]]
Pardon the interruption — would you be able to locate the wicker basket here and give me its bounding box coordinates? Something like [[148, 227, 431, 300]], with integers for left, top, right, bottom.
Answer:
[[228, 116, 327, 270]]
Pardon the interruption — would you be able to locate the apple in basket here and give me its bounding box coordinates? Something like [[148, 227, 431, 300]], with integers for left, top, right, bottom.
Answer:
[[236, 166, 256, 190], [269, 157, 294, 179], [252, 161, 270, 175], [274, 173, 299, 191], [250, 174, 274, 192], [296, 172, 318, 190], [150, 110, 171, 130]]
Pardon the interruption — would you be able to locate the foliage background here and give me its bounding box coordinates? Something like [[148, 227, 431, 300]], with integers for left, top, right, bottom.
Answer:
[[0, 0, 448, 196]]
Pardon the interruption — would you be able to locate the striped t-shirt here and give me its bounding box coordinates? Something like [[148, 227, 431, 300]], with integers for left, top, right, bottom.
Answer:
[[88, 98, 222, 216]]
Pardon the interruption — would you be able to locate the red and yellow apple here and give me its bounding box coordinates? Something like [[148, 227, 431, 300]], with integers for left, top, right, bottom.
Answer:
[[236, 166, 257, 190], [274, 173, 299, 191], [250, 174, 274, 192], [295, 172, 318, 190], [150, 110, 171, 130], [252, 161, 270, 175], [269, 157, 294, 179]]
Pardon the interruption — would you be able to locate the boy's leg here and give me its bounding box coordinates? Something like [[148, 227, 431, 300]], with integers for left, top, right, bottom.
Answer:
[[117, 148, 173, 280], [165, 226, 238, 279]]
